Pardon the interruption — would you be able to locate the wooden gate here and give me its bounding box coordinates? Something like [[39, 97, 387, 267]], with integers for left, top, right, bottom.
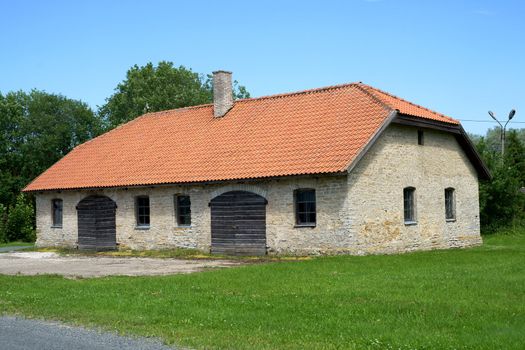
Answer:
[[77, 195, 117, 251], [210, 191, 267, 256]]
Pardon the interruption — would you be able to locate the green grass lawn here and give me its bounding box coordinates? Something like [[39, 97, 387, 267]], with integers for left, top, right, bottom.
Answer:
[[0, 241, 34, 248], [1, 231, 524, 349]]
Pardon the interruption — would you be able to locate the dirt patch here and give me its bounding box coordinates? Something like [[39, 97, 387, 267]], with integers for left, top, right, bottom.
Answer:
[[0, 251, 242, 278]]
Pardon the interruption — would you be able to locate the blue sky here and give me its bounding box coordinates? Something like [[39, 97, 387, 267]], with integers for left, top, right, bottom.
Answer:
[[1, 0, 523, 134]]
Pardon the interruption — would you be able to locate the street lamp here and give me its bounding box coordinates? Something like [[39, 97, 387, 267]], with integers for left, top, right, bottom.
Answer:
[[488, 109, 516, 156]]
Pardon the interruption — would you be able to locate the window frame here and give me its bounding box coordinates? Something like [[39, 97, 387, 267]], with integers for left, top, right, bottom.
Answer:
[[51, 199, 63, 228], [403, 187, 417, 225], [294, 189, 316, 227], [135, 195, 150, 228], [175, 194, 191, 227], [445, 187, 456, 221]]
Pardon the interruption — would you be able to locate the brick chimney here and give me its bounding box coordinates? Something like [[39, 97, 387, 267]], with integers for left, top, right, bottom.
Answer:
[[213, 70, 233, 118]]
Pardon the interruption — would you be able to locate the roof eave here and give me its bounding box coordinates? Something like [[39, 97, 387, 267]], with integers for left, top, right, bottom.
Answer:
[[22, 171, 350, 193], [457, 125, 492, 180]]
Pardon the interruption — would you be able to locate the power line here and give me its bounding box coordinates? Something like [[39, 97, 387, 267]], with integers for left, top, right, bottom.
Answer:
[[458, 119, 525, 124]]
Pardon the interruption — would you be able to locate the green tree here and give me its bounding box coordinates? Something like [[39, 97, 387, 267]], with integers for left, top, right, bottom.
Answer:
[[0, 90, 101, 204], [5, 194, 35, 242], [476, 129, 525, 231], [516, 128, 525, 145], [99, 61, 250, 127], [478, 126, 525, 155], [504, 130, 525, 185], [0, 204, 6, 243], [0, 91, 24, 207], [20, 90, 102, 186], [0, 90, 102, 241]]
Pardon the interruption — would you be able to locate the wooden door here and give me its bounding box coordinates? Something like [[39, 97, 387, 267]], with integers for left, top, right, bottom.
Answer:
[[77, 196, 117, 251], [210, 191, 266, 256]]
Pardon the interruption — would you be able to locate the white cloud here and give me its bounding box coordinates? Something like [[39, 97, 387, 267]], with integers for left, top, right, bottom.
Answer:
[[473, 8, 495, 16]]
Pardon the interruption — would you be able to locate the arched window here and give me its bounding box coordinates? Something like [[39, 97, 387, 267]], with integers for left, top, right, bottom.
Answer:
[[445, 188, 456, 221], [403, 187, 416, 224]]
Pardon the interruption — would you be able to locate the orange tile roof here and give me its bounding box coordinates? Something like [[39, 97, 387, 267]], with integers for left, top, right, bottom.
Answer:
[[358, 84, 459, 124], [23, 83, 460, 191]]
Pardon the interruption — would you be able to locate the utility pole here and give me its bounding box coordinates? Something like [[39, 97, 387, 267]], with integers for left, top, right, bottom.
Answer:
[[488, 109, 516, 156]]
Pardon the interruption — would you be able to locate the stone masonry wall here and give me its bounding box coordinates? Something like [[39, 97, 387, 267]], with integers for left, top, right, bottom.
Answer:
[[34, 124, 481, 255], [344, 124, 482, 255], [35, 178, 351, 253]]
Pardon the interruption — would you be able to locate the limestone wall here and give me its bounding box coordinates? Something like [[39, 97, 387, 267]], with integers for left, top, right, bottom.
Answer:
[[345, 123, 482, 254], [35, 178, 350, 253]]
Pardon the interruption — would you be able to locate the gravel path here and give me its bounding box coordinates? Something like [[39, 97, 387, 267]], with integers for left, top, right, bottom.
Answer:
[[0, 316, 176, 350], [0, 251, 240, 278]]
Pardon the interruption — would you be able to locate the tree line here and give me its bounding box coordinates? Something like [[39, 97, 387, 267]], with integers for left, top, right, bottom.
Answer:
[[0, 61, 249, 242]]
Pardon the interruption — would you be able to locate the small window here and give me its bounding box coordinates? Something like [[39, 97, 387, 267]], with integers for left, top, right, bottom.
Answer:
[[295, 189, 316, 226], [403, 187, 416, 223], [52, 199, 63, 227], [135, 196, 150, 227], [175, 195, 191, 226], [445, 188, 456, 221], [418, 130, 424, 145]]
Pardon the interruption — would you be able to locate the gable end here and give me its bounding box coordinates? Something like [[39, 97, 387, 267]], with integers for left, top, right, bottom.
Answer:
[[392, 114, 491, 180]]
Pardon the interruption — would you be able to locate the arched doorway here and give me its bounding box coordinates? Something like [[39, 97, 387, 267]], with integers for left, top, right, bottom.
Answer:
[[77, 195, 117, 251], [210, 191, 267, 256]]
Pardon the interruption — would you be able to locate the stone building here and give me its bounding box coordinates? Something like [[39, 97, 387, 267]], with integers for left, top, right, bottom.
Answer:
[[23, 72, 490, 255]]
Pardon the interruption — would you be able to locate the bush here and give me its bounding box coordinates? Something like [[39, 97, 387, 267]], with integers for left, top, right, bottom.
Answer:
[[5, 194, 35, 242]]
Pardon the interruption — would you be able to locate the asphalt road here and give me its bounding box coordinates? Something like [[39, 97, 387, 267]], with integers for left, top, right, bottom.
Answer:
[[0, 316, 176, 350]]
